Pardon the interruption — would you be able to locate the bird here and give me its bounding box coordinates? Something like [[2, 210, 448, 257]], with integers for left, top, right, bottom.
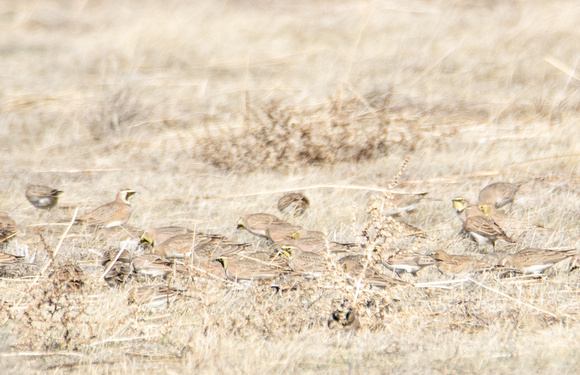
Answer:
[[132, 254, 186, 278], [76, 189, 137, 228], [478, 203, 509, 223], [277, 192, 310, 216], [499, 248, 578, 276], [382, 250, 436, 277], [213, 255, 283, 282], [191, 240, 251, 263], [451, 197, 482, 223], [339, 255, 409, 288], [265, 222, 308, 242], [0, 212, 17, 243], [139, 226, 192, 247], [101, 248, 134, 287], [0, 252, 26, 267], [278, 245, 326, 276], [328, 305, 360, 331], [478, 181, 523, 209], [25, 185, 63, 210], [429, 250, 494, 276], [463, 214, 515, 250], [387, 220, 428, 239], [128, 285, 185, 310], [366, 191, 428, 217], [153, 233, 248, 260], [275, 236, 357, 255], [236, 213, 284, 238]]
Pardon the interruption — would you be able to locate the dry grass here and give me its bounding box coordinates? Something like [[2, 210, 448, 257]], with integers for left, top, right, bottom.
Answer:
[[1, 0, 580, 373]]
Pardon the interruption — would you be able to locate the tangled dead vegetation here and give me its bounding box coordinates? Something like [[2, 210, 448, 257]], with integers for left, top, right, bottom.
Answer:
[[197, 92, 417, 172]]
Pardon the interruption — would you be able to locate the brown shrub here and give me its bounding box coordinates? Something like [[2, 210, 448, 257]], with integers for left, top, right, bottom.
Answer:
[[196, 93, 402, 172]]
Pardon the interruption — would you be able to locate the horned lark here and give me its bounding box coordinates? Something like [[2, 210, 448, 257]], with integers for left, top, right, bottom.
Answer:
[[0, 252, 25, 267], [132, 254, 186, 278], [340, 255, 408, 288], [500, 248, 578, 275], [128, 285, 184, 310], [382, 250, 436, 276], [213, 255, 283, 282], [328, 305, 360, 331], [478, 203, 508, 222], [139, 226, 192, 247], [192, 240, 250, 262], [236, 213, 284, 238], [277, 192, 310, 217], [451, 197, 482, 223], [76, 189, 137, 228], [388, 220, 428, 239], [478, 182, 522, 209], [153, 233, 248, 260], [266, 222, 308, 242], [278, 245, 326, 276], [25, 185, 63, 210], [429, 250, 494, 276], [464, 214, 515, 249], [0, 212, 17, 243], [367, 191, 429, 217], [276, 236, 357, 255], [102, 249, 134, 287]]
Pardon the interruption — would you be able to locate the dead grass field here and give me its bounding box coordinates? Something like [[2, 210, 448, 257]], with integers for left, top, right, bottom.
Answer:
[[1, 0, 580, 373]]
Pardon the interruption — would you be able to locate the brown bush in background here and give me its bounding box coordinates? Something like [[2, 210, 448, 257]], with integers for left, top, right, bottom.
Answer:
[[197, 92, 408, 172]]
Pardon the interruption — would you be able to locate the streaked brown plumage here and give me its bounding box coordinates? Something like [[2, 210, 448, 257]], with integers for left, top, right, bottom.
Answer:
[[275, 236, 357, 255], [25, 184, 63, 210], [0, 212, 17, 243], [340, 255, 409, 288], [463, 214, 515, 249], [279, 245, 326, 276], [132, 254, 186, 278], [478, 182, 522, 209], [213, 255, 283, 282], [153, 233, 248, 260], [499, 248, 578, 275], [429, 250, 494, 275], [382, 250, 436, 276], [266, 222, 308, 242], [236, 213, 284, 238], [367, 191, 429, 217], [102, 249, 134, 287], [140, 226, 192, 247], [76, 189, 137, 228], [277, 192, 310, 216], [328, 305, 360, 331], [128, 285, 185, 310], [0, 252, 25, 267]]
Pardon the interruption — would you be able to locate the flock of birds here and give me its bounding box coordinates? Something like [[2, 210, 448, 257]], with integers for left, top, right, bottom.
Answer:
[[0, 181, 578, 308]]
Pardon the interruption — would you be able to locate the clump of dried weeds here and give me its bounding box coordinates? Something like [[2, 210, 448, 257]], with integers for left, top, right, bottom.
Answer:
[[197, 92, 413, 172]]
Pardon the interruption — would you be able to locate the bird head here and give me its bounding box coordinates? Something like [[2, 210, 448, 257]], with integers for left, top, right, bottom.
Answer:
[[451, 197, 467, 212]]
